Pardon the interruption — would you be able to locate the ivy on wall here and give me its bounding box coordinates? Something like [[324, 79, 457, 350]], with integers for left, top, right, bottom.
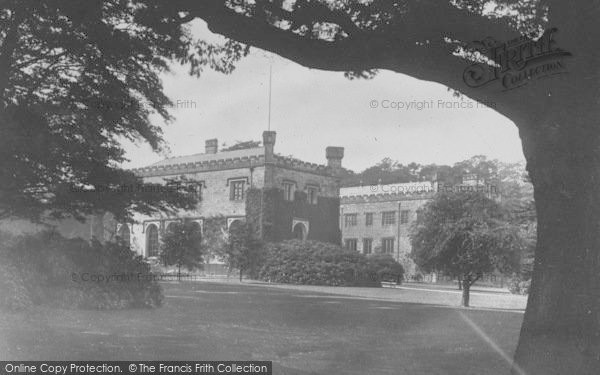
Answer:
[[246, 187, 341, 244]]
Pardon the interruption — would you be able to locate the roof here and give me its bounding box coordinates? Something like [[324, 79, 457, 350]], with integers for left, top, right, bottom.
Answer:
[[148, 147, 265, 168], [340, 181, 435, 197]]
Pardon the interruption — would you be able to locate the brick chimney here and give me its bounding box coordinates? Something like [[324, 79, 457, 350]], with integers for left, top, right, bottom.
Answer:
[[205, 139, 218, 154], [262, 131, 276, 162], [326, 146, 344, 171]]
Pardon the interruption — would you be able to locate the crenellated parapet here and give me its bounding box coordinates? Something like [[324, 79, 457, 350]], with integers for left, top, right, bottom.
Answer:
[[273, 155, 333, 176], [340, 191, 436, 204], [131, 129, 343, 180], [131, 154, 266, 177]]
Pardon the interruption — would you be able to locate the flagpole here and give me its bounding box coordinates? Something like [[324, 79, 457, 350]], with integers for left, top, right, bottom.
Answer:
[[268, 59, 273, 131]]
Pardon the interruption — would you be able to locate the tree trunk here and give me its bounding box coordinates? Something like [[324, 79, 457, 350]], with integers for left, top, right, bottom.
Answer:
[[239, 268, 243, 282], [461, 278, 470, 307], [512, 113, 600, 374], [458, 279, 462, 290]]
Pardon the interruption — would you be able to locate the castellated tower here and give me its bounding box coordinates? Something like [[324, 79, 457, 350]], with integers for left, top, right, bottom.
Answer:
[[326, 146, 344, 175]]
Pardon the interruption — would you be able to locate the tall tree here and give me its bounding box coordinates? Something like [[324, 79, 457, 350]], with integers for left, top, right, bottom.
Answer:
[[200, 216, 229, 263], [342, 155, 503, 188], [161, 221, 204, 280], [450, 155, 499, 185], [411, 192, 524, 307], [224, 221, 264, 282], [0, 0, 247, 221], [341, 158, 422, 186]]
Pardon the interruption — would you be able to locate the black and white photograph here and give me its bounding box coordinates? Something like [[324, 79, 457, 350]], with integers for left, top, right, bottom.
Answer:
[[0, 1, 597, 374]]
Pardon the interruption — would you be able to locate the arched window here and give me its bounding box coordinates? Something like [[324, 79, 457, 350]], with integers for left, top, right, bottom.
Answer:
[[293, 223, 307, 241], [146, 224, 159, 257], [117, 224, 131, 247], [228, 219, 244, 232]]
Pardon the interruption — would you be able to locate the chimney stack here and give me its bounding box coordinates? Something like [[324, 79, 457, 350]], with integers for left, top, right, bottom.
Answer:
[[326, 146, 344, 171], [205, 139, 218, 154]]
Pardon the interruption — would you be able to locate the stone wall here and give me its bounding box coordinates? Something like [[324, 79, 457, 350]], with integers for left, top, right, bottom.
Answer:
[[129, 161, 341, 256], [267, 164, 340, 198], [340, 195, 433, 275], [143, 166, 265, 218]]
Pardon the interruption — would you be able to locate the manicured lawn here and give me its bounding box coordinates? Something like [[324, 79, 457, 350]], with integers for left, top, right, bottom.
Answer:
[[0, 281, 523, 374]]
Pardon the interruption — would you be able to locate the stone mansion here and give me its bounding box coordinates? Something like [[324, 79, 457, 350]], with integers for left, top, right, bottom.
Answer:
[[117, 131, 344, 259], [1, 130, 497, 278], [339, 176, 499, 275]]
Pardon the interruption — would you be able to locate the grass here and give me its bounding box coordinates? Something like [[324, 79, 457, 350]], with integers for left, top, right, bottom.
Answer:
[[0, 281, 524, 375]]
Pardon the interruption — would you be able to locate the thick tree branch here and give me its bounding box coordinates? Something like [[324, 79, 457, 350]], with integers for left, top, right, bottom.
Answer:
[[172, 0, 530, 121], [0, 7, 25, 102], [255, 0, 364, 38]]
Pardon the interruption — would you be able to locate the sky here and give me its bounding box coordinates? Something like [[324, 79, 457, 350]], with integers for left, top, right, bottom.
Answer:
[[122, 21, 525, 173]]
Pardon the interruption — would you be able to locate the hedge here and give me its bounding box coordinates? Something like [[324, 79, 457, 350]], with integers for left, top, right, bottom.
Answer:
[[258, 240, 404, 287], [0, 230, 163, 310], [508, 276, 531, 295]]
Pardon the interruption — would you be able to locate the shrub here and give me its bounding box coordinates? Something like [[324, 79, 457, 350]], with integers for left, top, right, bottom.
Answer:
[[508, 275, 531, 295], [1, 230, 163, 310], [365, 254, 405, 283], [0, 262, 34, 311], [258, 240, 404, 287]]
